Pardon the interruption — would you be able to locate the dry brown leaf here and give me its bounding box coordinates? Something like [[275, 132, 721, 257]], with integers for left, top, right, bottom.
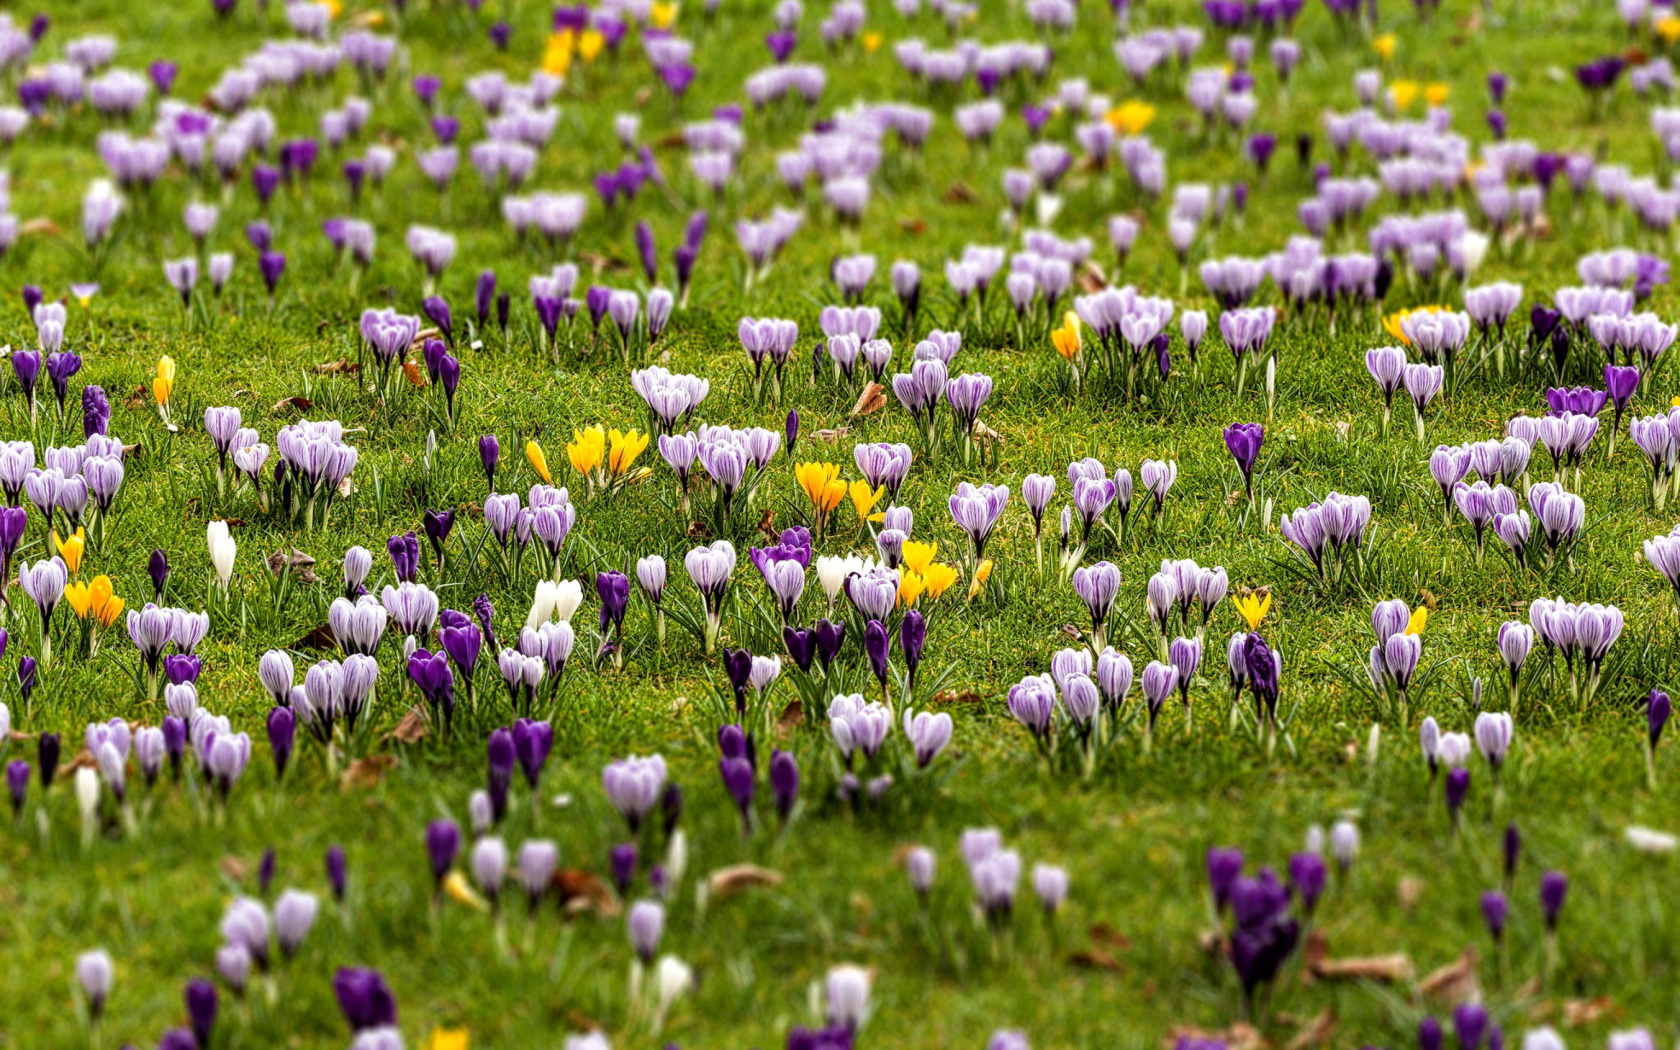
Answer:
[[685, 520, 713, 540], [1398, 875, 1425, 911], [336, 475, 355, 499], [123, 385, 149, 411], [7, 729, 35, 742], [1089, 923, 1132, 950], [1561, 998, 1617, 1027], [66, 748, 99, 772], [815, 427, 850, 442], [387, 706, 430, 744], [20, 217, 59, 236], [656, 131, 686, 148], [266, 548, 318, 583], [850, 382, 887, 418], [555, 868, 619, 917], [897, 217, 928, 236], [943, 182, 979, 204], [1078, 261, 1109, 293], [1069, 947, 1125, 972], [754, 507, 777, 541], [1417, 947, 1480, 1003], [315, 359, 360, 375], [1164, 1024, 1262, 1050], [340, 754, 398, 790], [402, 361, 426, 387], [272, 395, 314, 413], [580, 251, 631, 275], [411, 326, 441, 346], [294, 622, 336, 651], [776, 700, 803, 735], [706, 864, 784, 900], [1311, 953, 1414, 983], [1285, 1010, 1336, 1050], [220, 856, 250, 881], [931, 689, 984, 705]]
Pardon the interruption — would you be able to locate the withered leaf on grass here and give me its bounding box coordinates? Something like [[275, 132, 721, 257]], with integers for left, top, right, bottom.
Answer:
[[219, 856, 250, 881], [816, 427, 850, 442], [1164, 1024, 1262, 1050], [850, 382, 887, 418], [340, 754, 398, 789], [1417, 947, 1480, 1003], [1310, 954, 1414, 983], [272, 395, 314, 413], [1088, 923, 1132, 950], [1078, 261, 1110, 293], [294, 622, 337, 651], [1560, 998, 1617, 1027], [706, 864, 784, 900], [554, 868, 619, 917], [776, 700, 803, 735], [265, 548, 318, 583], [931, 689, 984, 705], [1069, 947, 1125, 972], [314, 359, 360, 375], [386, 706, 430, 744], [1284, 1010, 1336, 1050], [943, 182, 978, 204]]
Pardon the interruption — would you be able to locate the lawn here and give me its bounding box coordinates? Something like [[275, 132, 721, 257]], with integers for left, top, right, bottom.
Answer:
[[2, 0, 1680, 1048]]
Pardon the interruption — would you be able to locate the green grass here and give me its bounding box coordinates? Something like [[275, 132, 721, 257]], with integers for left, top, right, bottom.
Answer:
[[4, 0, 1680, 1047]]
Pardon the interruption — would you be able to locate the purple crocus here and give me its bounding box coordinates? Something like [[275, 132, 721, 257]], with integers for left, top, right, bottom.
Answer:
[[1223, 422, 1264, 498], [425, 819, 459, 892]]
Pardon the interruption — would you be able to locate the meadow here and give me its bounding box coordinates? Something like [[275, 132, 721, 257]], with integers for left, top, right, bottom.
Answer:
[[3, 0, 1680, 1048]]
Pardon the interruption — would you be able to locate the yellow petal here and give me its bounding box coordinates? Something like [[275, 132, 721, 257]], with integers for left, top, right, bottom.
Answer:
[[525, 440, 552, 484], [426, 1029, 470, 1050], [1406, 608, 1428, 635], [444, 870, 487, 911]]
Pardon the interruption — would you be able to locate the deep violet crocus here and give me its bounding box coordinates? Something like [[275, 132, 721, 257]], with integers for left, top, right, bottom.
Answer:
[[1224, 422, 1264, 499]]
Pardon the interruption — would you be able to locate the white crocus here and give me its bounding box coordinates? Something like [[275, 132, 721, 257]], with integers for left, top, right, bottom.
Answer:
[[207, 520, 236, 590]]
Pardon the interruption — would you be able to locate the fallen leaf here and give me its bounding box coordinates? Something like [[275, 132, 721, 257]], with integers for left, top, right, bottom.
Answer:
[[1398, 876, 1424, 911], [336, 475, 355, 498], [272, 395, 314, 412], [931, 689, 984, 705], [554, 868, 620, 917], [314, 359, 360, 375], [1078, 261, 1109, 293], [1069, 947, 1125, 971], [220, 856, 250, 881], [293, 622, 337, 651], [265, 548, 318, 583], [580, 251, 631, 275], [66, 748, 98, 772], [1417, 947, 1479, 1004], [403, 361, 426, 387], [685, 520, 713, 540], [897, 217, 927, 235], [1089, 923, 1132, 950], [754, 507, 777, 541], [123, 385, 149, 411], [656, 131, 687, 148], [6, 729, 36, 742], [850, 382, 887, 418], [1310, 953, 1413, 982], [20, 217, 59, 236], [1285, 1009, 1336, 1050], [387, 706, 430, 744], [1561, 998, 1617, 1027], [776, 700, 803, 735], [815, 427, 849, 442], [1164, 1024, 1262, 1050], [340, 754, 398, 789], [706, 864, 784, 900], [943, 182, 978, 204]]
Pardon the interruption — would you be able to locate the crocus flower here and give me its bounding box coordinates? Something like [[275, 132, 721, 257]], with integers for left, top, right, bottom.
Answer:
[[1223, 422, 1264, 498]]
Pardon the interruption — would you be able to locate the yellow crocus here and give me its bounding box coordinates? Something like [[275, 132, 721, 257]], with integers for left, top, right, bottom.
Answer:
[[567, 426, 606, 476], [795, 462, 843, 512], [922, 562, 960, 599], [577, 29, 605, 62], [1389, 79, 1419, 112], [1671, 395, 1680, 408], [425, 1029, 470, 1050], [1052, 312, 1082, 361], [153, 355, 176, 409], [901, 540, 937, 577], [443, 870, 487, 911], [1660, 16, 1680, 44], [862, 31, 882, 53], [53, 528, 86, 575], [1103, 100, 1156, 137], [607, 428, 649, 477], [318, 0, 342, 18], [1406, 607, 1428, 635], [542, 33, 576, 78], [848, 479, 884, 522], [966, 559, 994, 600], [1381, 305, 1446, 347], [1424, 82, 1450, 107], [97, 594, 125, 628], [64, 580, 91, 619], [525, 440, 552, 484], [1372, 33, 1397, 61], [898, 571, 927, 608], [649, 1, 678, 28], [1234, 590, 1272, 631]]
